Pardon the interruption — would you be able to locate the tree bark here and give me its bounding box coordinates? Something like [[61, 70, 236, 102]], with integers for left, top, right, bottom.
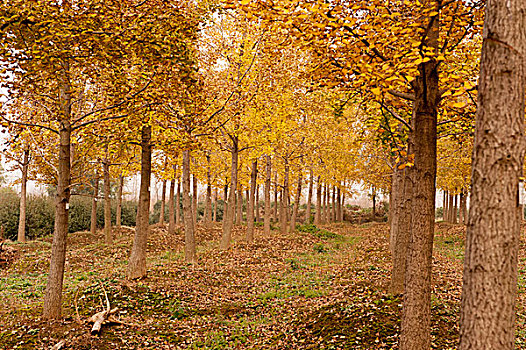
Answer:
[[290, 173, 302, 232], [220, 139, 238, 250], [103, 158, 112, 245], [399, 6, 439, 348], [192, 174, 198, 227], [280, 161, 290, 234], [17, 148, 29, 242], [264, 156, 272, 235], [336, 186, 341, 222], [273, 173, 278, 223], [90, 174, 99, 236], [168, 178, 176, 235], [116, 176, 123, 228], [314, 176, 322, 226], [159, 180, 166, 225], [126, 125, 152, 280], [448, 193, 454, 223], [236, 182, 243, 225], [255, 184, 261, 223], [204, 155, 212, 227], [43, 69, 72, 318], [246, 160, 258, 242], [460, 2, 526, 348], [389, 167, 402, 256], [371, 186, 376, 219], [182, 150, 196, 263], [306, 169, 313, 224], [452, 193, 458, 224], [213, 187, 218, 222], [175, 180, 181, 225]]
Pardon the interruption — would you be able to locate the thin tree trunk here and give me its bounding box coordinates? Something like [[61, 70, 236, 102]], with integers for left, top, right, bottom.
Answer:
[[453, 194, 458, 224], [247, 160, 258, 242], [222, 182, 228, 223], [331, 186, 336, 222], [448, 193, 454, 223], [399, 6, 439, 347], [461, 191, 467, 224], [168, 178, 176, 235], [389, 167, 402, 257], [280, 161, 290, 234], [340, 188, 345, 222], [116, 176, 123, 228], [43, 70, 72, 319], [90, 174, 99, 235], [213, 187, 218, 222], [220, 139, 238, 250], [204, 155, 212, 227], [336, 186, 341, 222], [306, 170, 313, 224], [103, 158, 112, 245], [175, 180, 181, 225], [442, 190, 447, 221], [182, 150, 197, 263], [127, 125, 152, 280], [314, 176, 322, 226], [159, 180, 166, 225], [460, 2, 525, 347], [371, 186, 376, 220], [17, 148, 29, 242], [264, 156, 272, 235], [290, 173, 302, 232], [273, 173, 278, 223], [236, 182, 243, 225], [255, 184, 261, 223], [192, 174, 198, 227]]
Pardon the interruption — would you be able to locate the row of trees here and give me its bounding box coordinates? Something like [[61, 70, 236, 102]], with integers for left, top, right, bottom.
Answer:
[[1, 0, 524, 349]]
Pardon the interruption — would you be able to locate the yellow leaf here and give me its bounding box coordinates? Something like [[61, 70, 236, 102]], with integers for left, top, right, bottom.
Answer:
[[371, 87, 381, 96]]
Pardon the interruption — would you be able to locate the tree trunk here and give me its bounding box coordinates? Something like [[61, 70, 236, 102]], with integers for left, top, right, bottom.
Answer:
[[223, 182, 228, 223], [255, 184, 261, 223], [43, 70, 72, 319], [159, 180, 166, 225], [340, 188, 345, 222], [213, 187, 218, 222], [448, 193, 454, 223], [168, 178, 176, 235], [280, 161, 290, 234], [306, 170, 313, 224], [176, 180, 181, 225], [371, 186, 376, 219], [220, 139, 238, 250], [399, 7, 439, 348], [246, 160, 258, 242], [442, 190, 447, 221], [331, 186, 336, 222], [204, 155, 212, 227], [116, 176, 123, 228], [182, 150, 196, 263], [389, 167, 402, 256], [461, 191, 468, 224], [264, 156, 272, 235], [290, 173, 302, 232], [126, 125, 152, 280], [192, 175, 198, 227], [389, 166, 412, 294], [273, 173, 278, 223], [90, 174, 99, 235], [460, 2, 526, 348], [103, 158, 112, 245], [336, 186, 341, 222], [17, 148, 29, 242], [323, 183, 329, 223], [236, 182, 243, 225], [314, 176, 322, 225]]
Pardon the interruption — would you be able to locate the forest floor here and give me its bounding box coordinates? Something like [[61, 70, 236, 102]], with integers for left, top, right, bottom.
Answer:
[[0, 221, 525, 349]]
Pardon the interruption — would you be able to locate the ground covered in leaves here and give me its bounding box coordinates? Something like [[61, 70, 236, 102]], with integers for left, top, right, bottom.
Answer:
[[0, 222, 525, 349]]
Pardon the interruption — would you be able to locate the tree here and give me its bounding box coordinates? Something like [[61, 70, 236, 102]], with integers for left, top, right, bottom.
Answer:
[[459, 1, 526, 348]]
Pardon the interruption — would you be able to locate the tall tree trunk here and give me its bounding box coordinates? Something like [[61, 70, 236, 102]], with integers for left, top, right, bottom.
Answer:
[[389, 167, 402, 256], [336, 186, 341, 223], [280, 161, 290, 234], [314, 176, 322, 226], [442, 190, 447, 221], [192, 174, 198, 227], [323, 183, 329, 223], [371, 186, 376, 220], [43, 70, 72, 319], [127, 125, 152, 280], [290, 173, 302, 232], [220, 139, 238, 250], [461, 191, 468, 224], [399, 6, 439, 348], [460, 2, 526, 348], [264, 156, 272, 235], [222, 182, 228, 223], [448, 193, 454, 223], [175, 180, 181, 225], [116, 176, 123, 228], [90, 174, 99, 235], [17, 148, 29, 242], [159, 180, 166, 225], [255, 184, 261, 223], [236, 182, 243, 225], [273, 173, 278, 223], [182, 150, 197, 263], [389, 166, 412, 294], [204, 155, 212, 227], [453, 194, 458, 224], [246, 160, 258, 242], [168, 178, 176, 235], [103, 158, 112, 245], [306, 170, 313, 224], [331, 186, 336, 222], [340, 187, 345, 222], [213, 187, 218, 222]]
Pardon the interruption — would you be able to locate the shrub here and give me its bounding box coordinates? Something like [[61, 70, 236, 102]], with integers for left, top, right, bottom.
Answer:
[[0, 188, 21, 240]]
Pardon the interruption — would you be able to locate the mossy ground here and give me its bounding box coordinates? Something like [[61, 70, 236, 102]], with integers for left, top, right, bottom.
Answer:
[[0, 222, 525, 349]]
